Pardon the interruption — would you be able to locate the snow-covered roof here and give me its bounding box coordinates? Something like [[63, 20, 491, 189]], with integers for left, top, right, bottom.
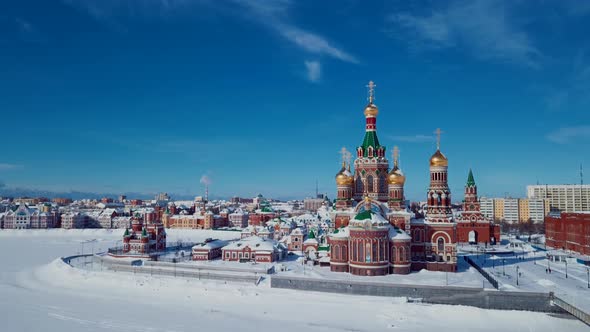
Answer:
[[223, 236, 278, 252], [389, 226, 411, 241], [329, 227, 350, 239], [349, 210, 389, 228], [303, 238, 318, 245], [192, 240, 228, 250]]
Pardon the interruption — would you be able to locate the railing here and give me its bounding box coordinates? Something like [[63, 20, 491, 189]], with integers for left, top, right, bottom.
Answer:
[[553, 295, 590, 326], [107, 243, 196, 257], [465, 256, 499, 289]]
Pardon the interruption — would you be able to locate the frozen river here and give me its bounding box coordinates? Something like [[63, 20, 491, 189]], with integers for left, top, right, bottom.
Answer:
[[0, 229, 586, 332]]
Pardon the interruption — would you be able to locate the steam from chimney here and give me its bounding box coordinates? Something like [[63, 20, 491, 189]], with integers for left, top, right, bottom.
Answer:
[[200, 175, 212, 186]]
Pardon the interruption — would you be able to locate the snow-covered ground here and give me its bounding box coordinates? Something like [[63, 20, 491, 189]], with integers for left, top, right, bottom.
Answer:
[[277, 253, 489, 288], [0, 229, 586, 331], [473, 248, 590, 313]]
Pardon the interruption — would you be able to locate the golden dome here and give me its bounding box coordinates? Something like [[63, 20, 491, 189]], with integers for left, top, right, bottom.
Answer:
[[335, 162, 354, 186], [363, 103, 379, 117], [388, 165, 406, 185], [430, 149, 448, 167]]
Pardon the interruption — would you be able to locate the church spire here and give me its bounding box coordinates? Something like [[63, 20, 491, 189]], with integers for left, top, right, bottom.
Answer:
[[467, 169, 475, 187]]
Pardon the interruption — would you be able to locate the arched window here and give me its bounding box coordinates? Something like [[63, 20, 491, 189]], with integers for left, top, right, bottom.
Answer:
[[342, 246, 347, 261], [359, 241, 364, 262], [366, 242, 372, 262], [391, 247, 396, 261], [367, 175, 374, 193], [437, 237, 445, 251], [406, 246, 410, 261], [379, 174, 387, 193], [372, 241, 377, 262], [400, 246, 405, 262], [356, 176, 363, 193], [352, 241, 357, 261]]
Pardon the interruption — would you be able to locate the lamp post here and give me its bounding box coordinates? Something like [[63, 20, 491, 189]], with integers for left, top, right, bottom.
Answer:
[[587, 267, 589, 289], [516, 265, 520, 286], [502, 259, 505, 276], [565, 259, 568, 279]]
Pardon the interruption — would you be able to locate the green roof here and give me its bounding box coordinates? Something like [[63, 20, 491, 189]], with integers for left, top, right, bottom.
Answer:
[[360, 131, 383, 157], [124, 228, 129, 236], [354, 210, 374, 220], [467, 169, 476, 187], [142, 228, 147, 237], [308, 229, 316, 239]]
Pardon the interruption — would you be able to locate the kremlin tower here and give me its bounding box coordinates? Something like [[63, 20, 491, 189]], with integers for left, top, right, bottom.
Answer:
[[456, 169, 501, 245]]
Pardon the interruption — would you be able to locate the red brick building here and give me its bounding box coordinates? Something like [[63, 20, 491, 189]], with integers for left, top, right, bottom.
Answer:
[[121, 213, 166, 256], [456, 170, 501, 245], [546, 212, 590, 255], [222, 236, 282, 263], [191, 239, 228, 261], [329, 81, 457, 275]]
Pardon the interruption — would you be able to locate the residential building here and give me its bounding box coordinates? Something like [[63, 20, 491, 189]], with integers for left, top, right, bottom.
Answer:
[[527, 184, 590, 213], [303, 198, 324, 212], [61, 212, 86, 229]]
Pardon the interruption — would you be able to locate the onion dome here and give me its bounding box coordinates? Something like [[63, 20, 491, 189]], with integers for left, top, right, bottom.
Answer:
[[335, 162, 354, 186], [364, 103, 379, 117], [430, 149, 448, 167], [388, 164, 406, 185]]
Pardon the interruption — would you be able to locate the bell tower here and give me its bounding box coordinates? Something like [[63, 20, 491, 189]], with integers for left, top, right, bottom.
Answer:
[[353, 81, 389, 202]]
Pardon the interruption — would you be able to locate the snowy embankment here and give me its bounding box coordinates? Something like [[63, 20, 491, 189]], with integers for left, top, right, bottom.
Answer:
[[0, 229, 587, 331]]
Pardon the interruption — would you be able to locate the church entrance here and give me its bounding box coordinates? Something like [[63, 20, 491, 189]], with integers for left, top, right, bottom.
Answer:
[[468, 230, 478, 244]]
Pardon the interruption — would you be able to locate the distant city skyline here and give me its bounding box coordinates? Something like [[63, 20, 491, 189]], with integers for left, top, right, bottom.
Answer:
[[1, 1, 589, 201]]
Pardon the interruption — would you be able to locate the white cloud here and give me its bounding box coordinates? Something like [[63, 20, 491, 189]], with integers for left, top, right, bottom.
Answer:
[[546, 126, 590, 143], [63, 0, 358, 64], [304, 60, 321, 82], [277, 25, 358, 63], [233, 1, 358, 63], [387, 0, 541, 68]]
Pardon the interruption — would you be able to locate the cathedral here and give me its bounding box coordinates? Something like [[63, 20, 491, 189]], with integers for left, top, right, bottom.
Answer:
[[328, 81, 457, 276]]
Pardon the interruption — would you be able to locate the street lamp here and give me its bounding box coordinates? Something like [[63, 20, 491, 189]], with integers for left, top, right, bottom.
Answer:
[[587, 267, 589, 289], [502, 259, 505, 276], [516, 266, 520, 286], [565, 260, 568, 279]]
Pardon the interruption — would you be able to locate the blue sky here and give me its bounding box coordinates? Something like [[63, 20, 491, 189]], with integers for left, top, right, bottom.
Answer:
[[1, 0, 589, 201]]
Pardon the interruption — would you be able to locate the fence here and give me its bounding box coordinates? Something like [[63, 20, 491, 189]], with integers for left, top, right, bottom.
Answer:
[[553, 296, 590, 326], [63, 253, 273, 284], [107, 242, 196, 257], [270, 275, 563, 313], [464, 256, 499, 289]]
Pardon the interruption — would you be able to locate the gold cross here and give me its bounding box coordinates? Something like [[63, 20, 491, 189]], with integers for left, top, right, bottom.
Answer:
[[434, 128, 443, 150], [393, 146, 399, 166], [366, 80, 376, 103]]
